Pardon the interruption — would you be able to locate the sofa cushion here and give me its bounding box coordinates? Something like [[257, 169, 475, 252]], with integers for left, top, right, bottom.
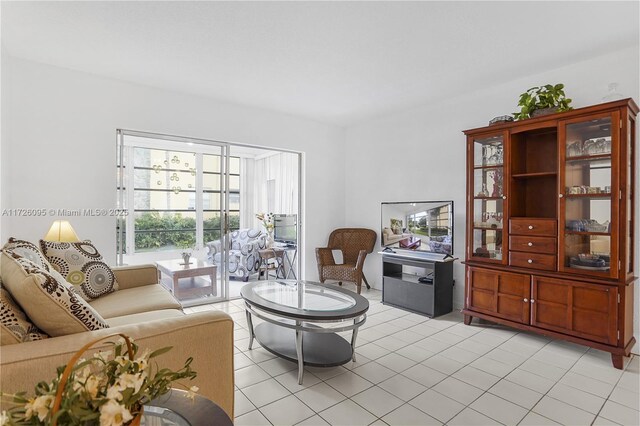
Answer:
[[1, 252, 109, 336], [3, 238, 53, 271], [39, 240, 119, 301], [89, 284, 181, 318], [105, 309, 184, 328], [0, 287, 49, 345]]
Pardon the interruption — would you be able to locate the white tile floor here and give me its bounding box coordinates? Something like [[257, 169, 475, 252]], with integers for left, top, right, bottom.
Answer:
[[185, 288, 640, 426]]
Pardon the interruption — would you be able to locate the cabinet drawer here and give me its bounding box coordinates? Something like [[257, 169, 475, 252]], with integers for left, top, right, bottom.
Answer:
[[510, 251, 556, 271], [510, 218, 557, 236], [509, 236, 557, 254]]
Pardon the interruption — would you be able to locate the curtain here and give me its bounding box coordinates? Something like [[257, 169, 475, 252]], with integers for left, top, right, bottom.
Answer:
[[252, 152, 298, 227]]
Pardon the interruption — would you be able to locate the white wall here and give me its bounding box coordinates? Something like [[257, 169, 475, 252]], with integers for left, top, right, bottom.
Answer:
[[1, 55, 346, 280], [345, 46, 640, 352]]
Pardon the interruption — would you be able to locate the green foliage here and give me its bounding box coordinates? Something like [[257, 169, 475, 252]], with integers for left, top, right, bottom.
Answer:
[[133, 212, 240, 251], [0, 338, 196, 425], [513, 84, 573, 120]]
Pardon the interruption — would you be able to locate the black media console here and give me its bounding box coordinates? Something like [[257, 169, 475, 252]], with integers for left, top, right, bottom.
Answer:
[[381, 252, 455, 318]]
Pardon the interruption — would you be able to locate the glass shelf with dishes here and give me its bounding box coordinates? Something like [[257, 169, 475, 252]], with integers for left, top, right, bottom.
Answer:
[[470, 133, 506, 262], [560, 113, 618, 277]]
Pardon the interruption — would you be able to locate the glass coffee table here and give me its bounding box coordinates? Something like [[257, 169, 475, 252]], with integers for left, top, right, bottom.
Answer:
[[141, 389, 232, 426], [241, 280, 369, 384]]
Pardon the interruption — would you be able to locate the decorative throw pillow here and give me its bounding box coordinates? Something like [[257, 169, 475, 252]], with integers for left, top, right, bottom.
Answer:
[[39, 240, 119, 301], [0, 286, 49, 345], [1, 251, 109, 337], [3, 238, 53, 272]]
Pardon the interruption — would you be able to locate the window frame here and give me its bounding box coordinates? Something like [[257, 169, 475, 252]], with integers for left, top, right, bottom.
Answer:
[[119, 136, 240, 255]]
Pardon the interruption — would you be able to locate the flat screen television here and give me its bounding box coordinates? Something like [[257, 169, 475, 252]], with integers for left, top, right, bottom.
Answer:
[[274, 214, 297, 245], [381, 201, 454, 255]]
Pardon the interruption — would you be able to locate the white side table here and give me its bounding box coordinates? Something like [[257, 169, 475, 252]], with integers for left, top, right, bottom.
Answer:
[[156, 259, 217, 300]]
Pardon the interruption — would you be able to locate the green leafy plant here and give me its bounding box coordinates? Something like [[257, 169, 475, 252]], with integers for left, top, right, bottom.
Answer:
[[1, 336, 197, 426], [513, 84, 573, 120], [130, 212, 240, 252]]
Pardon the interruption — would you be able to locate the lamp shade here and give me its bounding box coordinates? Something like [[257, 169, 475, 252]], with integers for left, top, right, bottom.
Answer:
[[44, 220, 80, 242]]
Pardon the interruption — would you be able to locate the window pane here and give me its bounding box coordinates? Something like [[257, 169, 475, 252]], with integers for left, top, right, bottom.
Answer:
[[134, 211, 196, 251], [203, 212, 222, 243], [203, 173, 221, 191], [134, 148, 196, 171], [203, 154, 221, 172], [134, 189, 196, 211], [134, 169, 196, 190], [229, 176, 240, 191], [230, 193, 240, 210], [230, 157, 240, 174], [202, 193, 222, 210]]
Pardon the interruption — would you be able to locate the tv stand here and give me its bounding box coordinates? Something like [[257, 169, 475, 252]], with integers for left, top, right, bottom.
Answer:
[[380, 252, 455, 317]]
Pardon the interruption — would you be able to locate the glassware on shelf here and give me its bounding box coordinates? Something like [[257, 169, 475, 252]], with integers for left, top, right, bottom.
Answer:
[[489, 169, 503, 197], [487, 146, 503, 166], [567, 140, 583, 157], [583, 138, 600, 156], [477, 183, 489, 197]]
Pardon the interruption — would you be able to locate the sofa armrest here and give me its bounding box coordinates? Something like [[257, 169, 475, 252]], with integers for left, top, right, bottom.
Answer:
[[0, 311, 235, 420], [112, 264, 159, 290]]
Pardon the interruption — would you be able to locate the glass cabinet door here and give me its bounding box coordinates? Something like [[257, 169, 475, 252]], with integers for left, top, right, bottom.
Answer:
[[469, 132, 507, 263], [560, 112, 619, 278]]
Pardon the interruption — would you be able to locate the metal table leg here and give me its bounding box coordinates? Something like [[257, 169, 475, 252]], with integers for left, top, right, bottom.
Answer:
[[350, 318, 359, 362], [295, 321, 304, 384], [246, 308, 255, 350]]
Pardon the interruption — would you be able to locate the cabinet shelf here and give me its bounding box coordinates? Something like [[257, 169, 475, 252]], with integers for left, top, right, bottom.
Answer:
[[473, 225, 503, 230], [566, 153, 611, 162], [473, 164, 503, 170], [474, 196, 503, 200], [511, 172, 557, 178], [564, 193, 611, 198], [564, 230, 610, 236]]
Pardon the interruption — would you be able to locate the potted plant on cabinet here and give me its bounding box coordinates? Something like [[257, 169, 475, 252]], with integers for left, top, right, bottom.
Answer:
[[513, 84, 573, 120]]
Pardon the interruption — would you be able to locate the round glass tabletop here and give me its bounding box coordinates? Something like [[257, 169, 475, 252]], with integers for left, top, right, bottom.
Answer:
[[252, 280, 356, 311], [141, 406, 190, 425]]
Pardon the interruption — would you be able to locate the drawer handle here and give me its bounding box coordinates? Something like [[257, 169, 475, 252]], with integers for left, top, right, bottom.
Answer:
[[530, 299, 535, 303], [528, 242, 533, 247], [527, 259, 533, 264], [523, 298, 528, 303], [528, 225, 534, 230], [558, 194, 564, 198], [502, 196, 507, 200]]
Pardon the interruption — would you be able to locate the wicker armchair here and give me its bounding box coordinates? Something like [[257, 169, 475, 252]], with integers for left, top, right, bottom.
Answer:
[[315, 228, 377, 294]]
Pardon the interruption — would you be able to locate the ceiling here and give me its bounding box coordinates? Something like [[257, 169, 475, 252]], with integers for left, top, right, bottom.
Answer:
[[1, 1, 638, 126]]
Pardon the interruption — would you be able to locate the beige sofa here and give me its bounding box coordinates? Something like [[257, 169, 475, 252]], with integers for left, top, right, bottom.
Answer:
[[382, 227, 412, 245], [0, 264, 235, 420]]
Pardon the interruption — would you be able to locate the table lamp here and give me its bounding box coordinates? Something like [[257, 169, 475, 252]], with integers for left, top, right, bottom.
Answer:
[[43, 220, 80, 242]]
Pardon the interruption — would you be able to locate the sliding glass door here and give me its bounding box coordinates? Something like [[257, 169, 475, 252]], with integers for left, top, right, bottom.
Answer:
[[116, 130, 302, 305]]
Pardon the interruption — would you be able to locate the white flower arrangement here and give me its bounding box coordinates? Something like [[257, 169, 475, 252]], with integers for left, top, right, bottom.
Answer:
[[256, 212, 275, 233], [1, 335, 197, 426]]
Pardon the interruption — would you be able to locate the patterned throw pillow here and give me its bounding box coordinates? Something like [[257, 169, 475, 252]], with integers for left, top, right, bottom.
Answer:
[[0, 287, 49, 345], [3, 238, 53, 271], [1, 251, 109, 337], [39, 240, 119, 301]]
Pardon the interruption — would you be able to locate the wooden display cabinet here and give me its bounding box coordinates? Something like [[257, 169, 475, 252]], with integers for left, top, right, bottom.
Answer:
[[463, 99, 638, 369]]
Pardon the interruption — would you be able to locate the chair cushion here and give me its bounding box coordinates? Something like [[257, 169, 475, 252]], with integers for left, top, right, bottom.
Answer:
[[0, 287, 49, 345], [89, 284, 181, 318], [105, 309, 184, 327], [0, 252, 109, 337], [39, 240, 119, 301]]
